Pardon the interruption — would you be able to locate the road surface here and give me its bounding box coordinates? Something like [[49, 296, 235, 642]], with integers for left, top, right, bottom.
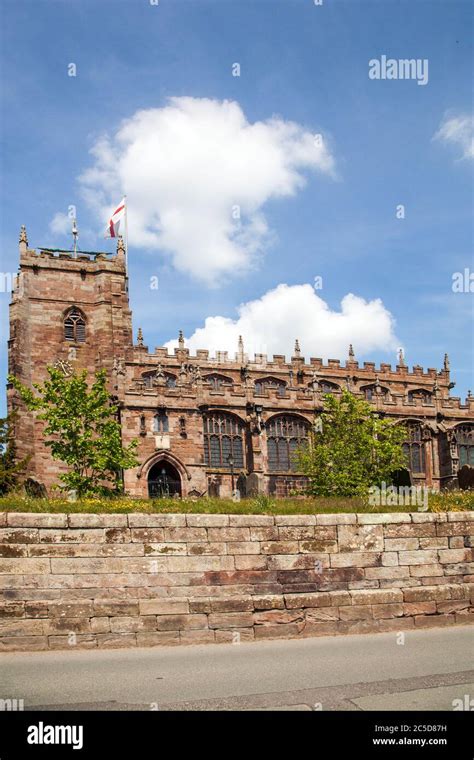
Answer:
[[1, 625, 473, 711]]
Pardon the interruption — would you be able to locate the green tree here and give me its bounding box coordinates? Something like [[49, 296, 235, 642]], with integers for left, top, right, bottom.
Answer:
[[9, 368, 138, 497], [0, 411, 30, 495], [296, 389, 408, 497]]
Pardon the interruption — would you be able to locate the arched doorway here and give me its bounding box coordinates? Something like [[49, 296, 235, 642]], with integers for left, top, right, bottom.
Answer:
[[148, 460, 182, 498], [391, 468, 412, 488]]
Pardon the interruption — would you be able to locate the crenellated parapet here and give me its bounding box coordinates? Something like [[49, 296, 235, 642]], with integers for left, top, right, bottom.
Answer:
[[124, 331, 461, 409], [16, 225, 126, 272]]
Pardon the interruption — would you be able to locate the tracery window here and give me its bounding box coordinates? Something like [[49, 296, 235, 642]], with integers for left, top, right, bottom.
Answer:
[[407, 389, 432, 404], [402, 422, 426, 474], [203, 413, 245, 469], [64, 308, 86, 343], [319, 381, 339, 395], [266, 415, 309, 472], [455, 425, 474, 467], [254, 377, 286, 397], [361, 384, 390, 402], [203, 374, 233, 391], [142, 372, 177, 389]]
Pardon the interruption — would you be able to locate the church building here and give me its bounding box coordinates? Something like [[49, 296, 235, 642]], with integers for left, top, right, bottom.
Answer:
[[7, 228, 474, 498]]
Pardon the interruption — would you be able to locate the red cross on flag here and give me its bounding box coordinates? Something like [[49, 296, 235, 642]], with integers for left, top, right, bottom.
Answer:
[[105, 197, 126, 238]]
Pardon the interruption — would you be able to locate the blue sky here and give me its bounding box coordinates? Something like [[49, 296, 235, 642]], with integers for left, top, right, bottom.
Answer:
[[0, 0, 472, 416]]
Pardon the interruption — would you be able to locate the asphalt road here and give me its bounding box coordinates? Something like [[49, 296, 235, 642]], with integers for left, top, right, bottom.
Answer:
[[1, 625, 473, 711]]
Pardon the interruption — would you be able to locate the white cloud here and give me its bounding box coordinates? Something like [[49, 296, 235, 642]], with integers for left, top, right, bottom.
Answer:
[[49, 212, 72, 236], [433, 112, 474, 160], [164, 282, 399, 360], [79, 97, 336, 285]]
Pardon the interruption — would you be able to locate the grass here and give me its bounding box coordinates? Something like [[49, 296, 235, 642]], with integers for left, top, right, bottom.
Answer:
[[0, 490, 472, 514]]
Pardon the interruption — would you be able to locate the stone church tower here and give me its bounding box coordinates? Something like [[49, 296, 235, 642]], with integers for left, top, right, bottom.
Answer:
[[8, 227, 132, 488]]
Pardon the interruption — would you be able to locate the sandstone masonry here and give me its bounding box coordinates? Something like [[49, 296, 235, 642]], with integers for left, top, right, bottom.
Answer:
[[0, 511, 472, 651]]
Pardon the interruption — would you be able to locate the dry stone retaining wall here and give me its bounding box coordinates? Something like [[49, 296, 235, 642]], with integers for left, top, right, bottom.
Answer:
[[0, 511, 473, 651]]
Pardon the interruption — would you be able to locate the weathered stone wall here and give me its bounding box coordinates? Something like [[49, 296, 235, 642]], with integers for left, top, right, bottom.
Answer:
[[1, 511, 472, 651]]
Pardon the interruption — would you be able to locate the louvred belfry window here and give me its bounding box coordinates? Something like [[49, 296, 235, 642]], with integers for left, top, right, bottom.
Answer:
[[266, 415, 309, 472], [203, 413, 245, 469], [64, 308, 86, 343]]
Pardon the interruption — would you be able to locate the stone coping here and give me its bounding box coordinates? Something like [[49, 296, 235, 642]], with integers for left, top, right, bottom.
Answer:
[[1, 511, 473, 528]]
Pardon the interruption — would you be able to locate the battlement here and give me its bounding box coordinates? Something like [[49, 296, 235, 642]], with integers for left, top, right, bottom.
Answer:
[[37, 248, 115, 261], [131, 341, 451, 384], [19, 247, 125, 271], [17, 225, 126, 272]]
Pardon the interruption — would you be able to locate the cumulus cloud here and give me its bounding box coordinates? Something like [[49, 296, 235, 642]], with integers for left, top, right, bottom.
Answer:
[[433, 112, 474, 160], [79, 97, 336, 285], [164, 282, 399, 360]]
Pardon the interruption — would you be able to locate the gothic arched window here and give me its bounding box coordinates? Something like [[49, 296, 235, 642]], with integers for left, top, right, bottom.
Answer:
[[203, 374, 233, 391], [319, 381, 340, 395], [408, 389, 432, 404], [64, 308, 86, 343], [361, 384, 390, 402], [153, 412, 169, 433], [255, 377, 286, 397], [203, 413, 245, 469], [402, 422, 426, 473], [266, 415, 309, 472], [455, 425, 474, 467], [142, 371, 176, 389]]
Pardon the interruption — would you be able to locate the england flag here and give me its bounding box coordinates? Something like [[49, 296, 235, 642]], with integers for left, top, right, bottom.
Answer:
[[105, 197, 126, 238]]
